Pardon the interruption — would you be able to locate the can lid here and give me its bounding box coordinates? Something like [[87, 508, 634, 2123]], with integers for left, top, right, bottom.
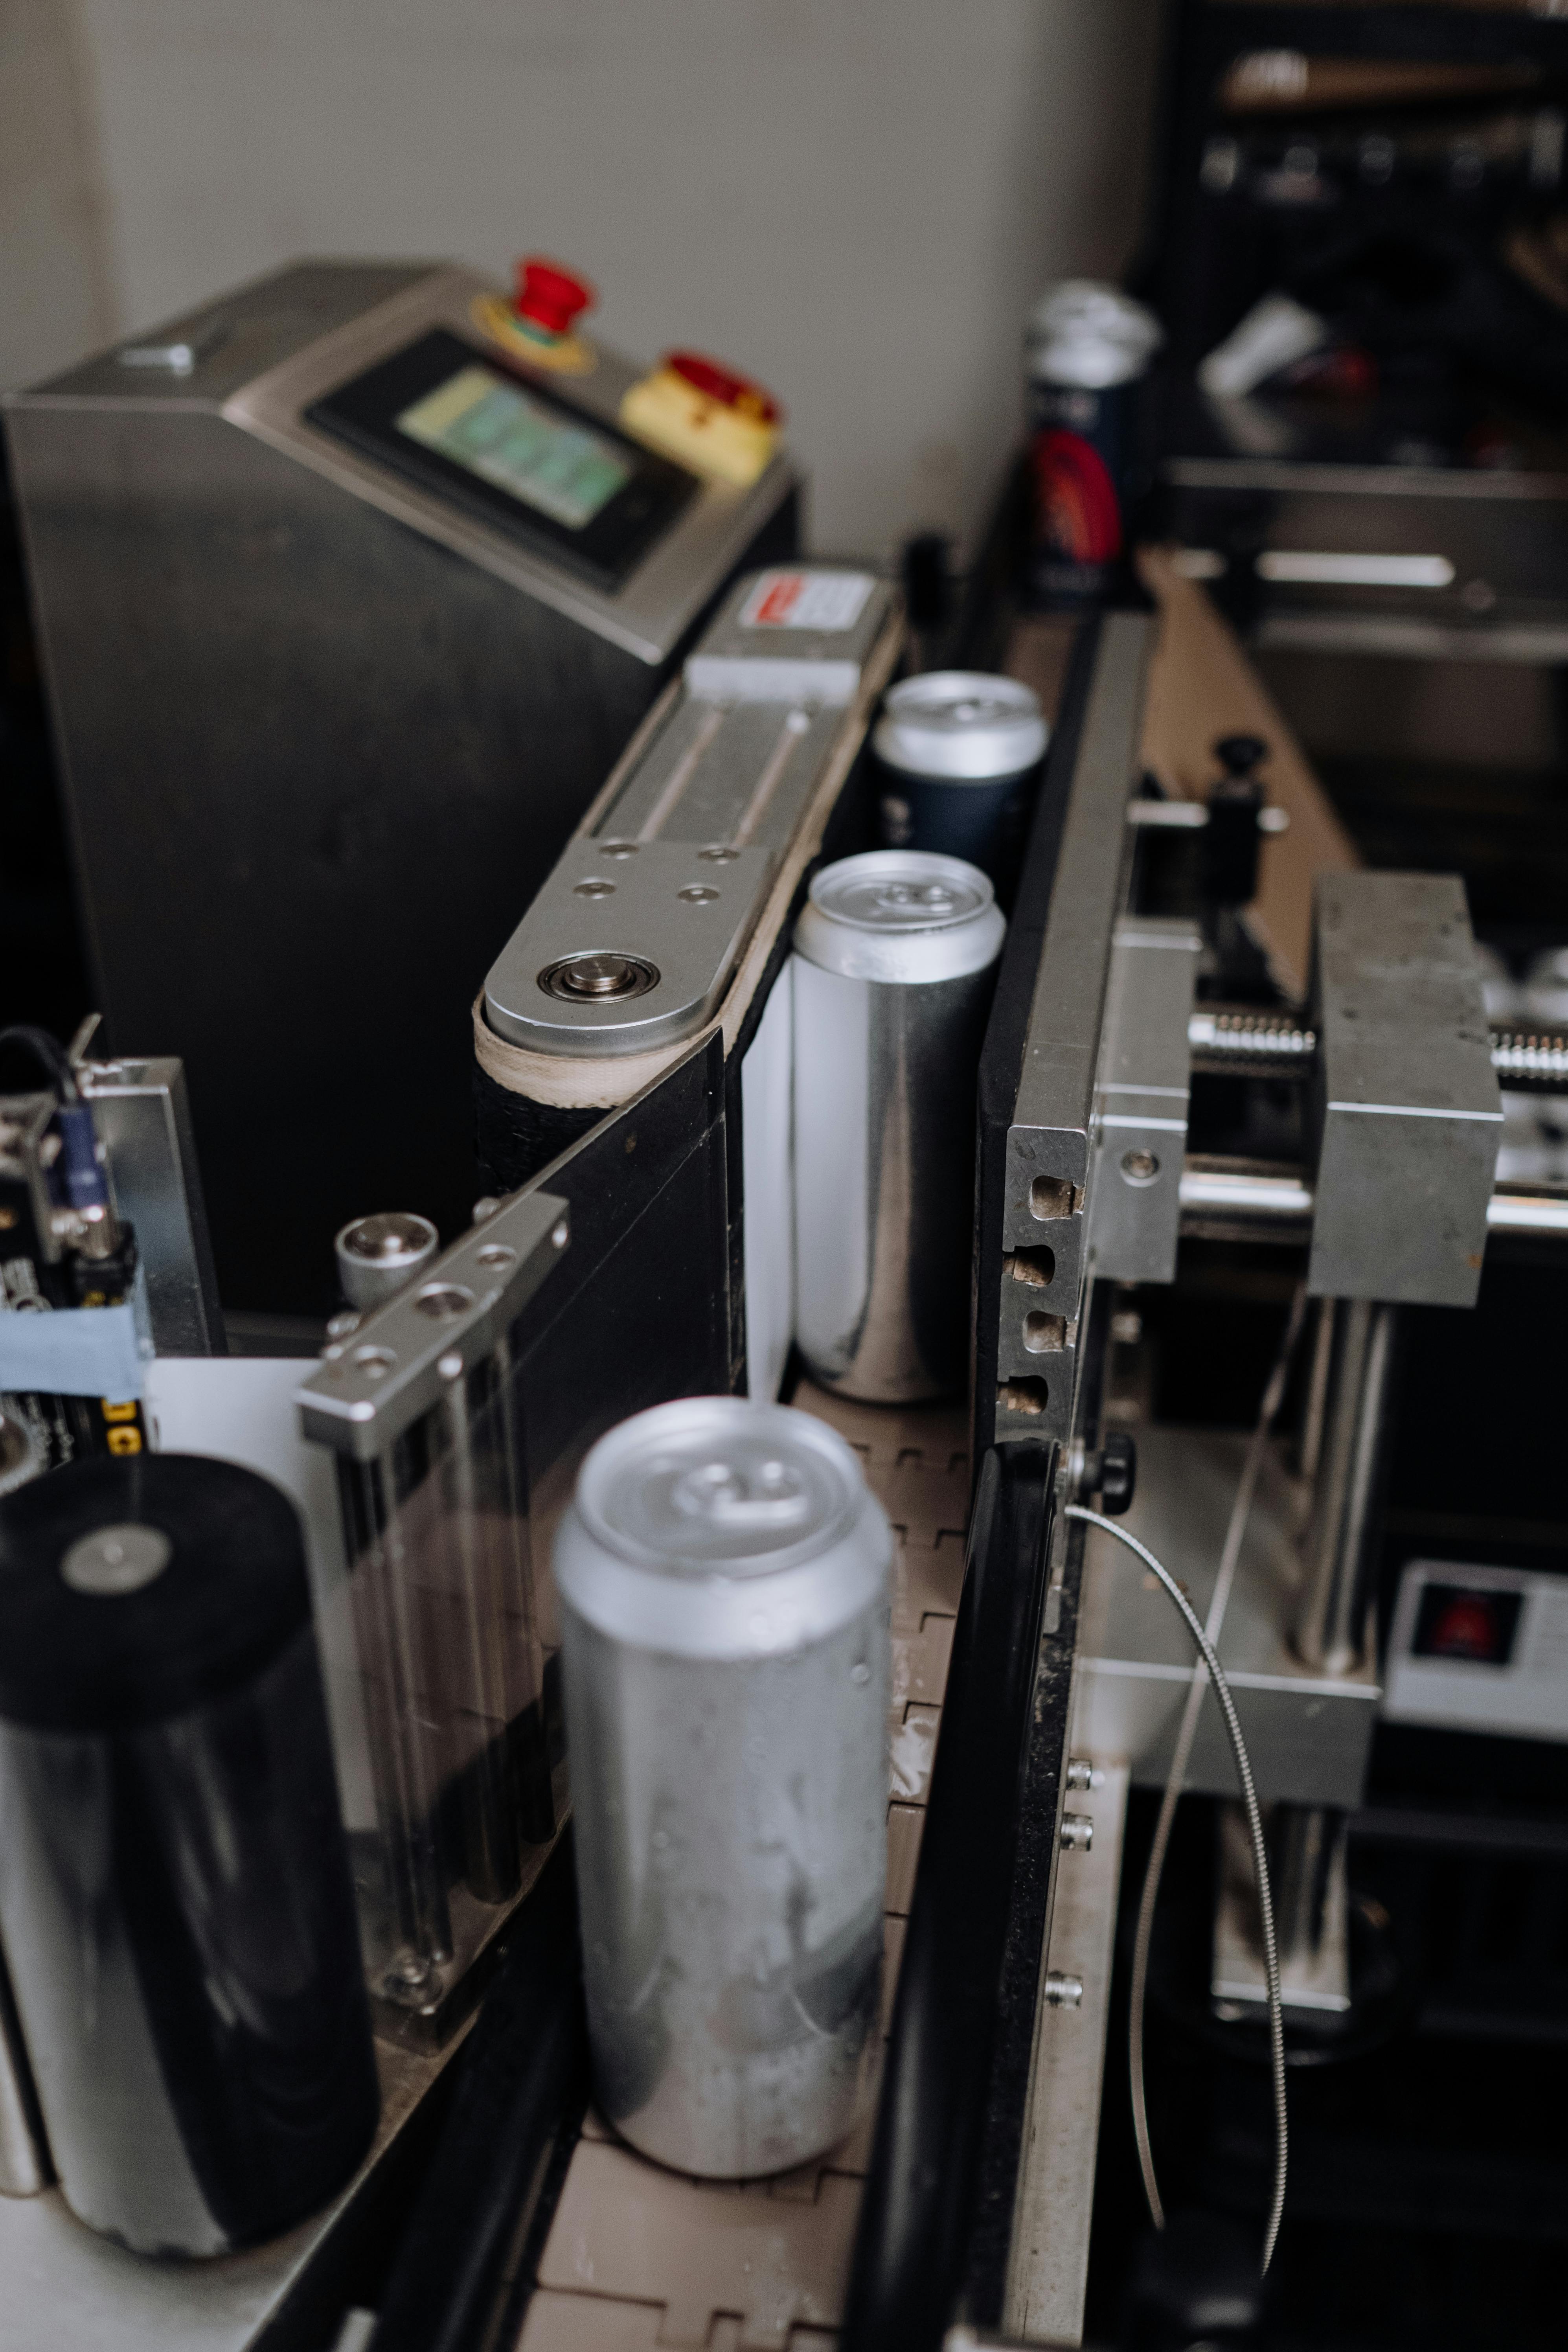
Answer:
[[1028, 280, 1163, 390], [555, 1397, 890, 1659], [794, 851, 1006, 986], [873, 671, 1048, 782]]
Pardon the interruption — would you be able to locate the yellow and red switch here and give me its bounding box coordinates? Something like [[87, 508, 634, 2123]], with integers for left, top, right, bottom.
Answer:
[[620, 351, 781, 488]]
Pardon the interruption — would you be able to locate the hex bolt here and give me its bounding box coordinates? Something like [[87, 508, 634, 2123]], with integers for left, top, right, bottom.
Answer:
[[1043, 1971, 1084, 2009], [1065, 1756, 1104, 1793], [1059, 1813, 1094, 1853]]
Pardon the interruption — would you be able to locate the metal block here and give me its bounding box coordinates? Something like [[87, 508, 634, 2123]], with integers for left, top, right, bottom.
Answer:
[[82, 1057, 225, 1355], [1308, 872, 1501, 1306], [1086, 916, 1201, 1285], [997, 613, 1150, 1441], [684, 567, 893, 705], [1074, 1425, 1380, 1811], [297, 1185, 569, 1458]]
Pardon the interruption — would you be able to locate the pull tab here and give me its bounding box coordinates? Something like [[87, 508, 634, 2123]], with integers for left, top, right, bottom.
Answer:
[[873, 881, 956, 916], [672, 1454, 812, 1533]]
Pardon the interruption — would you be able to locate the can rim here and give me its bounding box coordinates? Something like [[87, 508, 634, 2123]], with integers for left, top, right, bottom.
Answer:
[[794, 851, 1006, 985], [555, 1398, 891, 1659], [874, 670, 1048, 782]]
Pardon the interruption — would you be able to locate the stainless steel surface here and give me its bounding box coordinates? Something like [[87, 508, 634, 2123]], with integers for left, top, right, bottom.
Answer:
[[1075, 1426, 1380, 1810], [793, 854, 1004, 1403], [298, 1186, 567, 1460], [554, 1398, 890, 2177], [998, 612, 1151, 1442], [5, 260, 796, 1311], [1213, 1802, 1350, 2017], [1004, 1756, 1129, 2347], [1308, 874, 1501, 1306], [1294, 1299, 1397, 1676], [334, 1213, 439, 1313], [0, 2032, 458, 2352], [81, 1058, 225, 1355], [219, 265, 797, 670], [483, 842, 774, 1056], [1085, 916, 1201, 1285]]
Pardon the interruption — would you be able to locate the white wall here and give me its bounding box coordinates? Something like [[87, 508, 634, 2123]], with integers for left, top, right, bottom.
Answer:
[[0, 0, 115, 389], [22, 0, 1161, 559]]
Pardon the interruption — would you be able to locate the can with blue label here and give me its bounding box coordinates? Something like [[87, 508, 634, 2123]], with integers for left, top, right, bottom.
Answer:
[[873, 672, 1048, 890], [1026, 281, 1162, 610]]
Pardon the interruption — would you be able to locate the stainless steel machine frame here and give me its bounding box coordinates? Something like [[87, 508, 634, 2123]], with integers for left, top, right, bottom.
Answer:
[[4, 261, 798, 1311]]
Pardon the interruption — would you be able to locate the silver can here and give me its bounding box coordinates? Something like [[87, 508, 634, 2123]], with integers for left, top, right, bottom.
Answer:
[[555, 1397, 890, 2177], [792, 851, 1006, 1402]]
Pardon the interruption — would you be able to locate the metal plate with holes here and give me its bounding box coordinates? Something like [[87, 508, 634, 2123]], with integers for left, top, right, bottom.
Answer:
[[1085, 917, 1201, 1287], [298, 1188, 569, 1458], [995, 614, 1151, 1442], [483, 842, 775, 1055]]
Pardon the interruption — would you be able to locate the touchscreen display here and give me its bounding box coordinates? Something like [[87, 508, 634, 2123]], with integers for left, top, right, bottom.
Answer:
[[396, 365, 632, 531]]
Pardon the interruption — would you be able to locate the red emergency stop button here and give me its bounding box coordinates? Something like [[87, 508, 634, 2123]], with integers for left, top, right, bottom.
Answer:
[[513, 259, 594, 338]]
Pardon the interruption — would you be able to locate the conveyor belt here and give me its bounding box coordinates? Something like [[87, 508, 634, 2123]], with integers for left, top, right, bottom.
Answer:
[[517, 1381, 971, 2352]]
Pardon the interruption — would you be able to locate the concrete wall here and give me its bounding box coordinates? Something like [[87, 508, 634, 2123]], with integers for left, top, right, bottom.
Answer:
[[15, 0, 1162, 558]]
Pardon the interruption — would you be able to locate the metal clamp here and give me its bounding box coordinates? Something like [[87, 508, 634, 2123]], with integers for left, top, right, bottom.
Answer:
[[298, 1188, 569, 1457]]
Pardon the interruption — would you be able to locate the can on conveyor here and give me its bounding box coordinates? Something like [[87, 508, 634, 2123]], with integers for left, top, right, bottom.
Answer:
[[792, 851, 1006, 1403], [873, 670, 1048, 888], [554, 1396, 891, 2178], [1026, 280, 1162, 609]]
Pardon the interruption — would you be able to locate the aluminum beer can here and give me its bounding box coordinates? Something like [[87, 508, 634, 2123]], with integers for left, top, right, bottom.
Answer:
[[554, 1396, 891, 2177], [1026, 281, 1162, 609], [873, 671, 1048, 888], [792, 851, 1006, 1401]]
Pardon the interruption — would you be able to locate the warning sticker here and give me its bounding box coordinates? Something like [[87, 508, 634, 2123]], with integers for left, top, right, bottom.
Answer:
[[739, 569, 876, 633]]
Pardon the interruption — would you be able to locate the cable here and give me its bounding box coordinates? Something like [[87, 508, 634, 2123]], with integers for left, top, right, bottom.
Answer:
[[1064, 1502, 1290, 2276], [1122, 1286, 1307, 2253], [0, 1025, 79, 1104]]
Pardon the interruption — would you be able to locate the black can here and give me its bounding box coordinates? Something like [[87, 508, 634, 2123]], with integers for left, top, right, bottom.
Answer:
[[0, 1453, 379, 2255], [1026, 281, 1162, 611], [873, 671, 1048, 892]]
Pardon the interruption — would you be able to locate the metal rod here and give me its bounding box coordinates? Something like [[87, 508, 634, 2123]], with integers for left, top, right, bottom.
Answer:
[[1293, 1298, 1397, 1675], [1189, 1007, 1568, 1089], [1177, 1160, 1568, 1241]]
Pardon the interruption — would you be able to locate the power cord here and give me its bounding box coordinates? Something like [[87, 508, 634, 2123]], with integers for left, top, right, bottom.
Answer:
[[1064, 1497, 1291, 2276]]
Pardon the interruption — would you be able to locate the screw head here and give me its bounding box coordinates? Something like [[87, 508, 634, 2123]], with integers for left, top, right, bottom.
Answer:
[[678, 884, 720, 905], [540, 953, 658, 1003], [1120, 1148, 1160, 1186]]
